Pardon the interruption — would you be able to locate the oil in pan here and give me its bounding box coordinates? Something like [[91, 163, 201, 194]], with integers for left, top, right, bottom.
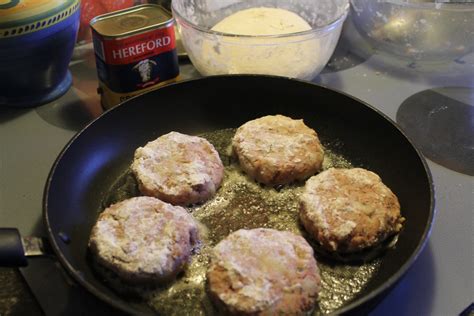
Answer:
[[101, 128, 382, 315], [90, 4, 179, 109]]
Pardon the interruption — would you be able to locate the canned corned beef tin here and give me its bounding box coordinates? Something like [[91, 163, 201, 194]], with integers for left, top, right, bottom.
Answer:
[[90, 4, 179, 109]]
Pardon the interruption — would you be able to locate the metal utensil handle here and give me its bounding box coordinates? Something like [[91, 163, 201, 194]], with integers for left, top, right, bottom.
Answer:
[[0, 228, 27, 267]]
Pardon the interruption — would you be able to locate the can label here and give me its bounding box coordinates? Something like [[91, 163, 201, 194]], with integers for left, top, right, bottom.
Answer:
[[94, 26, 178, 94], [91, 5, 179, 110]]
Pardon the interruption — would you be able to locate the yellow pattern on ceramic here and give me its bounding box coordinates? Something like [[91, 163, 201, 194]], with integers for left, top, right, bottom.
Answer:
[[0, 0, 80, 38]]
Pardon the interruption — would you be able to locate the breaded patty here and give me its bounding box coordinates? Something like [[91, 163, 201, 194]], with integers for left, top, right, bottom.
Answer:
[[300, 168, 405, 253], [232, 115, 324, 186], [207, 228, 321, 315], [89, 197, 200, 284], [131, 132, 224, 206]]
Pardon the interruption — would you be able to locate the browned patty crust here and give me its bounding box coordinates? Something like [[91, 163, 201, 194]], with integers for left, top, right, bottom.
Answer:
[[131, 132, 224, 206], [89, 197, 200, 284], [232, 115, 324, 186], [300, 168, 405, 253], [207, 228, 321, 315]]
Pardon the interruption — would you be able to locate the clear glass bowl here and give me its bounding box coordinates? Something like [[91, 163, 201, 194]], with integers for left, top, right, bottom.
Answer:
[[172, 0, 349, 80], [350, 0, 474, 61]]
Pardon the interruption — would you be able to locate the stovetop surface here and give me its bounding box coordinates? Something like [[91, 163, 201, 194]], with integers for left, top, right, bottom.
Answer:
[[0, 16, 472, 316]]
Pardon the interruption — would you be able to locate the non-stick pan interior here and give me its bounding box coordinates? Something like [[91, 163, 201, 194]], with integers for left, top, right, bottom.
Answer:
[[44, 75, 434, 315]]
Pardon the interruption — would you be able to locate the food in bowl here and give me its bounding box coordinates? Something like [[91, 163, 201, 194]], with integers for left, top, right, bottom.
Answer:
[[172, 0, 349, 79], [211, 7, 312, 35]]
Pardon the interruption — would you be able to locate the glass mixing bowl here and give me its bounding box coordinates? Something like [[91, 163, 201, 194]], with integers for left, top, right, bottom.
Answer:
[[172, 0, 349, 80], [350, 0, 474, 61]]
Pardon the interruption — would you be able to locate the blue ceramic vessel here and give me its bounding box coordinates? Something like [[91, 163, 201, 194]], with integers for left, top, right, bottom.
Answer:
[[0, 0, 80, 107]]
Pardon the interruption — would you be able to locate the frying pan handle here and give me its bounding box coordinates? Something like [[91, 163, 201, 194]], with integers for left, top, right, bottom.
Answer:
[[0, 228, 27, 267]]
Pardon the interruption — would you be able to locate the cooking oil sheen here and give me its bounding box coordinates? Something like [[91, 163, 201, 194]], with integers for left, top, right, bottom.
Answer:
[[101, 128, 381, 315]]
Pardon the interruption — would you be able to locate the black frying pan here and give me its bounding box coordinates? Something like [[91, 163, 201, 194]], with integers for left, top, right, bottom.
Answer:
[[3, 75, 435, 315]]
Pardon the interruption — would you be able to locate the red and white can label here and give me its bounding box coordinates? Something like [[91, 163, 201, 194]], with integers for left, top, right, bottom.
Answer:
[[95, 26, 176, 65], [92, 25, 179, 94]]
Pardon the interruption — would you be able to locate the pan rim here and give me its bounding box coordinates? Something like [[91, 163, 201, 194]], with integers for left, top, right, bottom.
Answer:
[[43, 74, 435, 315]]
